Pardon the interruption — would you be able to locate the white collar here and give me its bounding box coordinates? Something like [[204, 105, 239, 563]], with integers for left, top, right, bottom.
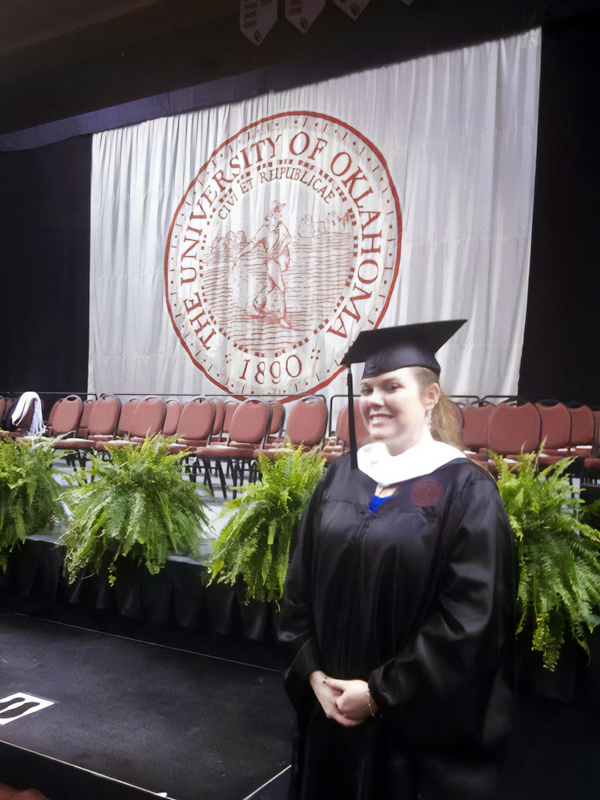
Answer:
[[357, 428, 466, 487]]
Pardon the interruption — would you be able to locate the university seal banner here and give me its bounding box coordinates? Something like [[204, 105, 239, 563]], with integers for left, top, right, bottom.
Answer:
[[89, 30, 541, 400], [165, 112, 401, 395]]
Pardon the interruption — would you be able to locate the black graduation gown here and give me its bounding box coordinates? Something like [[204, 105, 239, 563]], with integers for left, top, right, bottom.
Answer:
[[278, 454, 516, 800]]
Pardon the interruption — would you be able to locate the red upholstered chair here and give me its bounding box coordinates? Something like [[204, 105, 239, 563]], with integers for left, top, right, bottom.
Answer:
[[282, 395, 328, 448], [54, 394, 122, 465], [92, 397, 140, 452], [194, 399, 272, 497], [267, 401, 286, 441], [583, 409, 600, 473], [168, 398, 216, 453], [449, 400, 464, 431], [540, 403, 596, 465], [106, 396, 167, 448], [6, 393, 43, 438], [45, 395, 84, 460], [2, 398, 18, 431], [535, 401, 572, 465], [46, 399, 59, 431], [44, 395, 84, 438], [461, 402, 495, 460], [322, 400, 372, 463], [167, 397, 216, 488], [484, 402, 542, 472], [162, 398, 183, 437], [116, 397, 141, 437], [131, 395, 167, 438], [86, 395, 123, 442], [258, 395, 328, 457], [214, 399, 240, 443], [211, 400, 226, 442], [568, 404, 596, 459], [75, 398, 96, 438]]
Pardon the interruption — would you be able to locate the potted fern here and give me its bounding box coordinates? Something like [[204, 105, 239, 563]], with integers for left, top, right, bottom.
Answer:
[[0, 436, 65, 572], [61, 436, 211, 602], [206, 447, 325, 616], [492, 450, 600, 675]]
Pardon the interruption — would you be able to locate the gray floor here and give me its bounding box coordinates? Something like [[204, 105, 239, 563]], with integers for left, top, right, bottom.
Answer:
[[0, 612, 293, 800]]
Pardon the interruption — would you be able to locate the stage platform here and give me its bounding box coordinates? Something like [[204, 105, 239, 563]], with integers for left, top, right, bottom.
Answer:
[[2, 474, 600, 800], [0, 612, 292, 800], [2, 610, 600, 799]]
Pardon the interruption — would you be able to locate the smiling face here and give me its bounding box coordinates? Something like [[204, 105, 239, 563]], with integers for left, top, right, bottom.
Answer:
[[359, 366, 441, 456]]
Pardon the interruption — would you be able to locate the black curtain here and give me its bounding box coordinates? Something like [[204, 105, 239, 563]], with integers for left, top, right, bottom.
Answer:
[[518, 10, 600, 405], [0, 136, 91, 400]]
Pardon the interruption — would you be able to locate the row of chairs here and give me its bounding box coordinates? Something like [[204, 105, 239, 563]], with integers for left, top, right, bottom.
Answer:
[[1, 393, 332, 497], [2, 393, 599, 493], [458, 400, 600, 473]]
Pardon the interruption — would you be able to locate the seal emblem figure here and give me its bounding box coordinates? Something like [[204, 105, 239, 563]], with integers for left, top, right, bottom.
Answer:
[[165, 111, 402, 395]]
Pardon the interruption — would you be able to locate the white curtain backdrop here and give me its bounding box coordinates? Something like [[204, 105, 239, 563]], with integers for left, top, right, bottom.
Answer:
[[90, 29, 541, 401]]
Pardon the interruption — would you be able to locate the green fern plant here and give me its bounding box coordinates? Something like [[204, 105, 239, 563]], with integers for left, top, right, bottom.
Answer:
[[0, 436, 65, 570], [207, 447, 326, 604], [61, 436, 210, 584], [492, 450, 600, 670]]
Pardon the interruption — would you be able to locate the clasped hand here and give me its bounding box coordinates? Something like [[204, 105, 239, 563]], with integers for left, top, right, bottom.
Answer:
[[309, 670, 375, 727]]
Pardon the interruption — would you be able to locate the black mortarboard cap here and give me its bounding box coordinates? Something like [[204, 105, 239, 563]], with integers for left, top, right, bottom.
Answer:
[[342, 320, 467, 468], [342, 320, 467, 377]]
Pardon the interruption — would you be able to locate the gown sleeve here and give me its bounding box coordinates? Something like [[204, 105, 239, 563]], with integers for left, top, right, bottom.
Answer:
[[277, 470, 330, 719], [368, 471, 516, 752]]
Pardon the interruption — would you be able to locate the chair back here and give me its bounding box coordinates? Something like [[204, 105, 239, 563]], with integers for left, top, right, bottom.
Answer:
[[269, 402, 286, 436], [47, 400, 59, 430], [285, 396, 328, 447], [3, 398, 18, 426], [88, 395, 122, 437], [228, 399, 272, 446], [12, 394, 37, 429], [221, 400, 240, 439], [535, 402, 571, 450], [48, 395, 84, 435], [162, 399, 183, 436], [567, 404, 595, 447], [487, 402, 541, 455], [335, 401, 372, 449], [10, 392, 44, 435], [175, 398, 216, 443], [211, 400, 226, 441], [449, 401, 464, 429], [116, 398, 140, 437], [129, 396, 167, 439], [461, 403, 494, 451], [77, 399, 95, 437]]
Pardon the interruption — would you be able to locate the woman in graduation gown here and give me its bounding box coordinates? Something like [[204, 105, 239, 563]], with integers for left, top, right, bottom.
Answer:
[[278, 320, 516, 800]]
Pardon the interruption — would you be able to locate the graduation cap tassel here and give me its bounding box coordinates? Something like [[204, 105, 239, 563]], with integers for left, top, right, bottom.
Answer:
[[347, 368, 358, 470]]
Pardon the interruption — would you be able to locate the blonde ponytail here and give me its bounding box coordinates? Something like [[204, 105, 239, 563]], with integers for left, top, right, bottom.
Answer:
[[413, 367, 464, 451]]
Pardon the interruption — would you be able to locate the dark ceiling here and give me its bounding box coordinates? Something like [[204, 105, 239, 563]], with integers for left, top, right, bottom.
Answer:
[[0, 0, 555, 137], [5, 0, 597, 140]]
